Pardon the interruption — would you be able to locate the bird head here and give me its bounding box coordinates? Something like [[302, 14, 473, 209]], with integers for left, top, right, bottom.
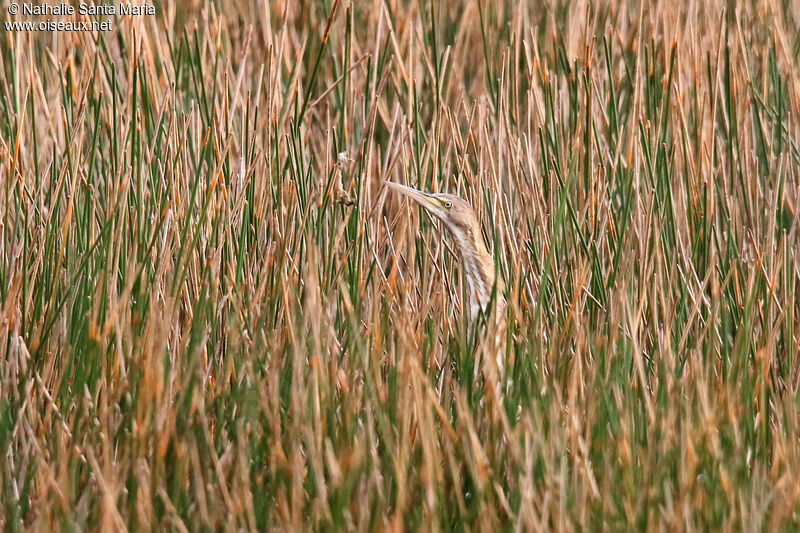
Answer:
[[384, 181, 478, 240]]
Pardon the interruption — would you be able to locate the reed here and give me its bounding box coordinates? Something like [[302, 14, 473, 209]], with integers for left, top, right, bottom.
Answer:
[[0, 0, 798, 529]]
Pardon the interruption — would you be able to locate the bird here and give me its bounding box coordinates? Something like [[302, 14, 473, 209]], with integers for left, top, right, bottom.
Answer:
[[384, 181, 507, 380]]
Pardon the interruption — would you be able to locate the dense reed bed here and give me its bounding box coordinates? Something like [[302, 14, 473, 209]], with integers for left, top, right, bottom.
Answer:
[[1, 0, 799, 529]]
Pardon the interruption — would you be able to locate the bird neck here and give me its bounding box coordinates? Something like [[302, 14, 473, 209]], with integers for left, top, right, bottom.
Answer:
[[449, 222, 503, 319]]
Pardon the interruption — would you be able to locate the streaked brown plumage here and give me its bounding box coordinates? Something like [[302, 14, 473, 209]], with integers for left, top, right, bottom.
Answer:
[[385, 181, 507, 378]]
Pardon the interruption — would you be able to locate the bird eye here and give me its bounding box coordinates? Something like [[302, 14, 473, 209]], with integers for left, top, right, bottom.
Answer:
[[444, 201, 453, 209]]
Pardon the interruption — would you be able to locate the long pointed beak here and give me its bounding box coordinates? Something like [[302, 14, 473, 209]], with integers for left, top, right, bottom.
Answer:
[[384, 181, 438, 211]]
